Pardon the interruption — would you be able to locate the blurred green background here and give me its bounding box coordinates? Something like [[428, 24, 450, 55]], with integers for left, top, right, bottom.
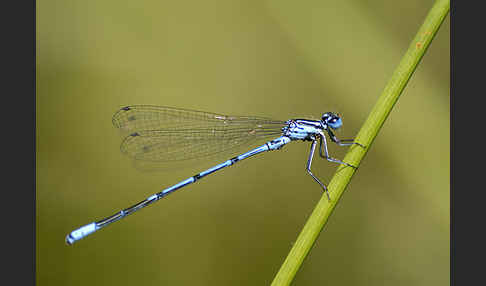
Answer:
[[36, 0, 449, 285]]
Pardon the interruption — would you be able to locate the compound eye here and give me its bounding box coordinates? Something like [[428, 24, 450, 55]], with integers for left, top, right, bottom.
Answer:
[[328, 116, 343, 129]]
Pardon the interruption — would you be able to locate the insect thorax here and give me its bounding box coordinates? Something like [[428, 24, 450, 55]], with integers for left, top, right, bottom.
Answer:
[[282, 119, 323, 141]]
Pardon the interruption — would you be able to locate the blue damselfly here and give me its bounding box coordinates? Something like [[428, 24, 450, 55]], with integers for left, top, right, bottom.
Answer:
[[66, 105, 364, 245]]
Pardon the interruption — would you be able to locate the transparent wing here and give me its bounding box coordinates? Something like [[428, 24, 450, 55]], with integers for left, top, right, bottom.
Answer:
[[112, 105, 285, 170]]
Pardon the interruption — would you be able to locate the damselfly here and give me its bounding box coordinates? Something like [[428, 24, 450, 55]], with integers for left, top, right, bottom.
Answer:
[[66, 105, 364, 245]]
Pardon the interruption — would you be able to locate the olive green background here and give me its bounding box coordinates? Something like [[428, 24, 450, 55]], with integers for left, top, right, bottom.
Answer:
[[37, 0, 449, 285]]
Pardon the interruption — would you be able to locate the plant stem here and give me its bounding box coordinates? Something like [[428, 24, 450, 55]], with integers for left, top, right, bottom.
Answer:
[[270, 0, 450, 285]]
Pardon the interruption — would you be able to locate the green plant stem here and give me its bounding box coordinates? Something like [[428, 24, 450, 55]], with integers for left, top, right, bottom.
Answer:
[[270, 0, 450, 285]]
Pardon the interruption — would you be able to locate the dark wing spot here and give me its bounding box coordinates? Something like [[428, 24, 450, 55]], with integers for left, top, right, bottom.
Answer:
[[142, 146, 151, 153]]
